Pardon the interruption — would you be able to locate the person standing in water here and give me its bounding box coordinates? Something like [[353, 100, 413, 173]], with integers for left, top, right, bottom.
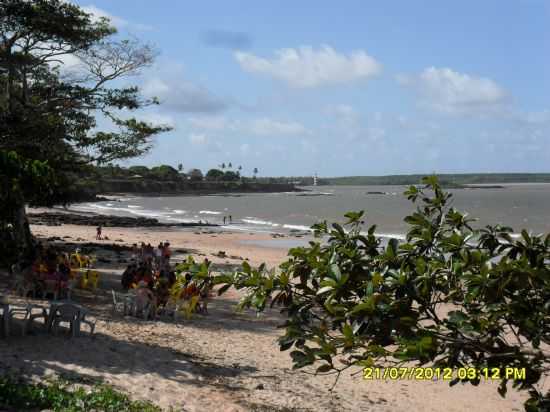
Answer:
[[229, 215, 232, 224], [223, 216, 226, 225]]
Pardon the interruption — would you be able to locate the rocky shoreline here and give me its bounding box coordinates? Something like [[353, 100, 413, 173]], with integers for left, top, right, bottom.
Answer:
[[28, 212, 218, 228]]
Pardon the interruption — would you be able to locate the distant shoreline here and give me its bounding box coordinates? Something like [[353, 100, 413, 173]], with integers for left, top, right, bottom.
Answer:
[[319, 173, 550, 186]]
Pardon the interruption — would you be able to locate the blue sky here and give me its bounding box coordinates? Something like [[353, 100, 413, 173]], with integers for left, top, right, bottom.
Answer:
[[75, 1, 549, 177]]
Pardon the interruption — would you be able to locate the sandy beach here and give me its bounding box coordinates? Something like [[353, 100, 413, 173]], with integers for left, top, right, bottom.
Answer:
[[0, 218, 527, 411]]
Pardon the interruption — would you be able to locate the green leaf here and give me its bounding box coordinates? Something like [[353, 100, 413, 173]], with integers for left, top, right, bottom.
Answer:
[[316, 364, 333, 373], [217, 284, 232, 295], [316, 286, 334, 295], [329, 263, 342, 281], [342, 323, 354, 340]]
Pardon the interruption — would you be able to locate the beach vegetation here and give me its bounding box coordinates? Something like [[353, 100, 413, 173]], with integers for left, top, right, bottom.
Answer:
[[0, 375, 161, 412], [216, 176, 550, 411], [206, 168, 226, 181], [188, 168, 204, 181]]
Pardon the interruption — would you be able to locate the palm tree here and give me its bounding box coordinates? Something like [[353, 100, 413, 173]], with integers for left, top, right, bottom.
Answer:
[[221, 163, 226, 170], [238, 165, 242, 172], [228, 162, 232, 169], [178, 163, 183, 172], [253, 167, 258, 179]]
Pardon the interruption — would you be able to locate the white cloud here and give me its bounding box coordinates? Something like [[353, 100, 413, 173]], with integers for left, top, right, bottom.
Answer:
[[188, 116, 235, 131], [398, 67, 508, 115], [142, 77, 227, 114], [327, 104, 359, 122], [249, 118, 308, 136], [188, 133, 223, 153], [186, 116, 309, 137], [82, 5, 153, 31], [82, 5, 127, 27], [189, 133, 207, 145], [141, 112, 175, 128], [235, 45, 382, 88]]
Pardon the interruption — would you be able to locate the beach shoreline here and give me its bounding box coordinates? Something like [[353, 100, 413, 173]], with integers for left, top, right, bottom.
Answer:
[[0, 211, 527, 411]]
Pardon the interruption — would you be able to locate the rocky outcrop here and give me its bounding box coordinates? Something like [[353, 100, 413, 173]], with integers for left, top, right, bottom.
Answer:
[[28, 212, 218, 228]]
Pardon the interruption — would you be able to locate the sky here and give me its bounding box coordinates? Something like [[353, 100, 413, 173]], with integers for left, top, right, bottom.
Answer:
[[74, 0, 549, 177]]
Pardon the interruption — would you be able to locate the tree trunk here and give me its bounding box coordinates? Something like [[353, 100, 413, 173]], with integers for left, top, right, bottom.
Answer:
[[13, 191, 34, 263]]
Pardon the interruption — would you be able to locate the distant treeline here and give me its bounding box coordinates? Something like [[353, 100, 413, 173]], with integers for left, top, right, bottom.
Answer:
[[318, 173, 550, 186], [74, 164, 300, 198]]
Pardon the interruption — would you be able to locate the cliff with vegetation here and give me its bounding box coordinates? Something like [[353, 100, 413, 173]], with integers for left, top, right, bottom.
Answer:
[[91, 178, 299, 195], [75, 164, 300, 198]]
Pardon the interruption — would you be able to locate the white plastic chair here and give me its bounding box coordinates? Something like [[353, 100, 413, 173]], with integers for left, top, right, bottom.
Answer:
[[79, 308, 96, 336], [22, 304, 48, 336], [51, 304, 80, 337]]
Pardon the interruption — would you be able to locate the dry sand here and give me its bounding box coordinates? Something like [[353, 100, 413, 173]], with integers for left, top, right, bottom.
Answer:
[[0, 222, 527, 411]]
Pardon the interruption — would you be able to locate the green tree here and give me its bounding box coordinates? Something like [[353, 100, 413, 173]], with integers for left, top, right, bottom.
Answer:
[[128, 166, 150, 177], [178, 163, 183, 172], [253, 167, 258, 179], [188, 168, 203, 181], [0, 151, 55, 262], [228, 162, 232, 169], [0, 0, 170, 258], [149, 165, 179, 181], [216, 176, 550, 411], [205, 168, 225, 181], [223, 170, 239, 182]]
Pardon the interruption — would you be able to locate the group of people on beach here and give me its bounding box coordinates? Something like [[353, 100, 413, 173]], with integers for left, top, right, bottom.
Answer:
[[120, 241, 178, 317], [13, 243, 93, 299]]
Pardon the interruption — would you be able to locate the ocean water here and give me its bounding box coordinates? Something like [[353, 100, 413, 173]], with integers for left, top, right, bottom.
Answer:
[[69, 184, 550, 239]]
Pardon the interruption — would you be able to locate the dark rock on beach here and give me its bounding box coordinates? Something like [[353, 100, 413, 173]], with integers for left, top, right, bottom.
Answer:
[[28, 212, 219, 228]]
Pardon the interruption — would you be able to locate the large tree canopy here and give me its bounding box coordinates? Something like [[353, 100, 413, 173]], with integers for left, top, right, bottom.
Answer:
[[0, 0, 169, 168], [0, 0, 170, 259]]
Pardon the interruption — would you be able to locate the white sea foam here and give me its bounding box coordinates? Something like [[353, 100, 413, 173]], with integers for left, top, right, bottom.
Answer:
[[224, 224, 276, 233], [372, 232, 407, 241], [74, 203, 169, 219], [241, 218, 281, 227], [172, 210, 186, 214], [199, 210, 222, 215], [164, 216, 195, 223], [283, 224, 313, 232], [127, 205, 142, 209]]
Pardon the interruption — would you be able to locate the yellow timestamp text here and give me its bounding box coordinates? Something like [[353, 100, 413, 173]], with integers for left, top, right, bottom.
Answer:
[[363, 367, 526, 381]]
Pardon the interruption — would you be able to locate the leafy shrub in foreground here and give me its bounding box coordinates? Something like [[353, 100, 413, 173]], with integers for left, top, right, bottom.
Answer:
[[215, 176, 550, 411], [0, 376, 161, 412]]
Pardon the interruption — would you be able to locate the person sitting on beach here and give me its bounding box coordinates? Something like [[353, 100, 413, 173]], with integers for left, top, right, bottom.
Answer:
[[162, 242, 171, 264], [135, 281, 157, 318], [167, 270, 176, 288], [139, 242, 146, 261], [121, 263, 137, 291], [154, 243, 163, 268], [131, 243, 139, 261], [155, 278, 171, 308], [142, 243, 153, 263]]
